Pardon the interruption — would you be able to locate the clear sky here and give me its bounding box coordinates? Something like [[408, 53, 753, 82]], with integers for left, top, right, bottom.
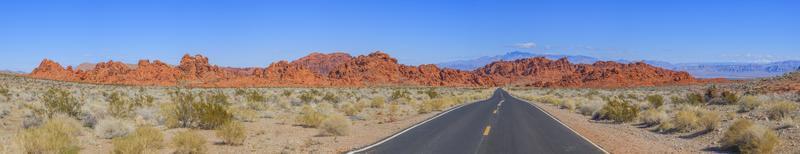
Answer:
[[1, 0, 798, 72]]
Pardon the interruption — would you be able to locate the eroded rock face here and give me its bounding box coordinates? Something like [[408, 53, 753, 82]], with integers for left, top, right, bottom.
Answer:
[[27, 52, 703, 88]]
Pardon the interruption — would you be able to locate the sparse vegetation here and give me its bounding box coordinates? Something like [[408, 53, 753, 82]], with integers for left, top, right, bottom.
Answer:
[[216, 121, 246, 145], [646, 95, 664, 108], [172, 130, 207, 154], [720, 119, 779, 154], [16, 115, 82, 154], [95, 117, 134, 139], [41, 88, 83, 118], [738, 95, 762, 112], [598, 99, 639, 123], [296, 104, 327, 127], [767, 101, 798, 120], [370, 96, 386, 108], [162, 91, 233, 129], [319, 114, 351, 136], [112, 126, 164, 154]]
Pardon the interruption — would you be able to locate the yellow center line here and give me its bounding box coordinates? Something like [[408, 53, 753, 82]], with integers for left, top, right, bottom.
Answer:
[[483, 126, 492, 136]]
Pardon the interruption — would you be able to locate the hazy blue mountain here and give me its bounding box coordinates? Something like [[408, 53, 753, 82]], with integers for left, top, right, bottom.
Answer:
[[436, 51, 600, 70], [436, 51, 800, 79]]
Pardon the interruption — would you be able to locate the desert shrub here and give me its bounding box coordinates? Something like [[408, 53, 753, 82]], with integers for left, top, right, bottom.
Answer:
[[720, 119, 779, 153], [172, 130, 206, 154], [95, 117, 134, 139], [41, 88, 83, 118], [370, 97, 386, 108], [16, 115, 82, 154], [107, 92, 138, 118], [646, 95, 664, 109], [537, 95, 563, 106], [639, 109, 669, 126], [339, 102, 363, 116], [686, 93, 705, 105], [390, 90, 411, 101], [598, 99, 639, 123], [298, 91, 316, 103], [656, 120, 675, 133], [112, 126, 164, 154], [162, 91, 233, 129], [321, 92, 340, 103], [672, 109, 700, 132], [767, 101, 798, 120], [721, 91, 739, 105], [0, 85, 10, 101], [700, 110, 721, 131], [424, 88, 440, 99], [216, 121, 246, 145], [319, 114, 351, 136], [229, 107, 258, 122], [417, 101, 434, 114], [560, 99, 577, 111], [296, 104, 327, 127], [243, 91, 267, 110], [578, 101, 603, 117], [738, 96, 762, 112]]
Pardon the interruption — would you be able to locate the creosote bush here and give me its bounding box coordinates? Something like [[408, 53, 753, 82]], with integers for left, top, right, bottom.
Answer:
[[16, 115, 82, 154], [216, 121, 246, 145], [319, 113, 351, 136], [370, 97, 386, 108], [720, 119, 779, 154], [112, 126, 164, 154], [172, 130, 206, 154], [41, 88, 83, 118], [598, 99, 639, 123]]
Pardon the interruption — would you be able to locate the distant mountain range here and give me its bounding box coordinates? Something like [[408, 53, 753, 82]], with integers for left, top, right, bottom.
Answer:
[[436, 51, 800, 79]]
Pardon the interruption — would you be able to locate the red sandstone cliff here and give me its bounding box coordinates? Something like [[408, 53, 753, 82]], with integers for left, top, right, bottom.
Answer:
[[27, 52, 703, 88]]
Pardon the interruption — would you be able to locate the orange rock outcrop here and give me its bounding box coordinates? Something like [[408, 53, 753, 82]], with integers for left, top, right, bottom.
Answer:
[[27, 52, 703, 88]]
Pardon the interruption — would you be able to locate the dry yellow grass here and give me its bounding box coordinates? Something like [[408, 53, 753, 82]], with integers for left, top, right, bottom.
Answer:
[[172, 130, 207, 154], [15, 115, 82, 154], [112, 126, 164, 154], [216, 121, 246, 145]]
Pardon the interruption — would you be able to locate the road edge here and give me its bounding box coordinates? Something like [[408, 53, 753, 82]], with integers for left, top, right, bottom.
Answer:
[[507, 92, 610, 154], [345, 97, 488, 154]]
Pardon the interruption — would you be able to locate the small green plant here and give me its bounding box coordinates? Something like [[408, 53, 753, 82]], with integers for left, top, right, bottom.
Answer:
[[599, 99, 639, 123], [16, 115, 82, 154], [216, 121, 246, 145], [646, 95, 664, 108], [112, 126, 164, 154], [390, 89, 411, 101], [424, 88, 439, 99], [41, 88, 83, 118], [721, 91, 739, 105], [720, 119, 779, 154], [322, 92, 340, 103], [298, 91, 316, 103], [686, 93, 705, 105], [172, 130, 206, 154]]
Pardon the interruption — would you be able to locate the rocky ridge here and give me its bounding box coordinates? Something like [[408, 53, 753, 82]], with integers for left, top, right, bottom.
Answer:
[[28, 51, 704, 88]]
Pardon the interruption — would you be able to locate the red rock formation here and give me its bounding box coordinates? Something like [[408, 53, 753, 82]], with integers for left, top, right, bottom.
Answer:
[[27, 52, 705, 88], [474, 57, 697, 88], [292, 52, 353, 75]]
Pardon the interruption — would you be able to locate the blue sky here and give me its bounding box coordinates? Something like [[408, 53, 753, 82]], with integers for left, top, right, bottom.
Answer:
[[1, 0, 798, 72]]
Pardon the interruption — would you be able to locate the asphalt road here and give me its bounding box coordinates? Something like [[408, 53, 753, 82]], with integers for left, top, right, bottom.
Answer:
[[349, 89, 606, 154]]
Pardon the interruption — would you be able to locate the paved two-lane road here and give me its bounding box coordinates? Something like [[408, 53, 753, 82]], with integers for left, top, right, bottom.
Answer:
[[349, 89, 606, 154]]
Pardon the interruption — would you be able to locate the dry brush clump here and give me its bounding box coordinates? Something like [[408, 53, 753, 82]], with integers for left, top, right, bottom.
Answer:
[[40, 88, 83, 118], [597, 99, 639, 123], [318, 113, 351, 136], [15, 115, 83, 154], [720, 119, 779, 153], [112, 126, 164, 154], [766, 101, 798, 120], [216, 121, 246, 145], [172, 130, 207, 154], [94, 117, 135, 139], [738, 95, 762, 112], [639, 108, 669, 127], [161, 91, 233, 129]]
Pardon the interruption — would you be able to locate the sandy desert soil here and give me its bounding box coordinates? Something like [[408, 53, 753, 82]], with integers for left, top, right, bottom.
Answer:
[[0, 74, 491, 153]]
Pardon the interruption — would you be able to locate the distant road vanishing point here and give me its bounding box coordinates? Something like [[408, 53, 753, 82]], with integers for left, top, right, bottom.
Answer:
[[349, 89, 607, 154]]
